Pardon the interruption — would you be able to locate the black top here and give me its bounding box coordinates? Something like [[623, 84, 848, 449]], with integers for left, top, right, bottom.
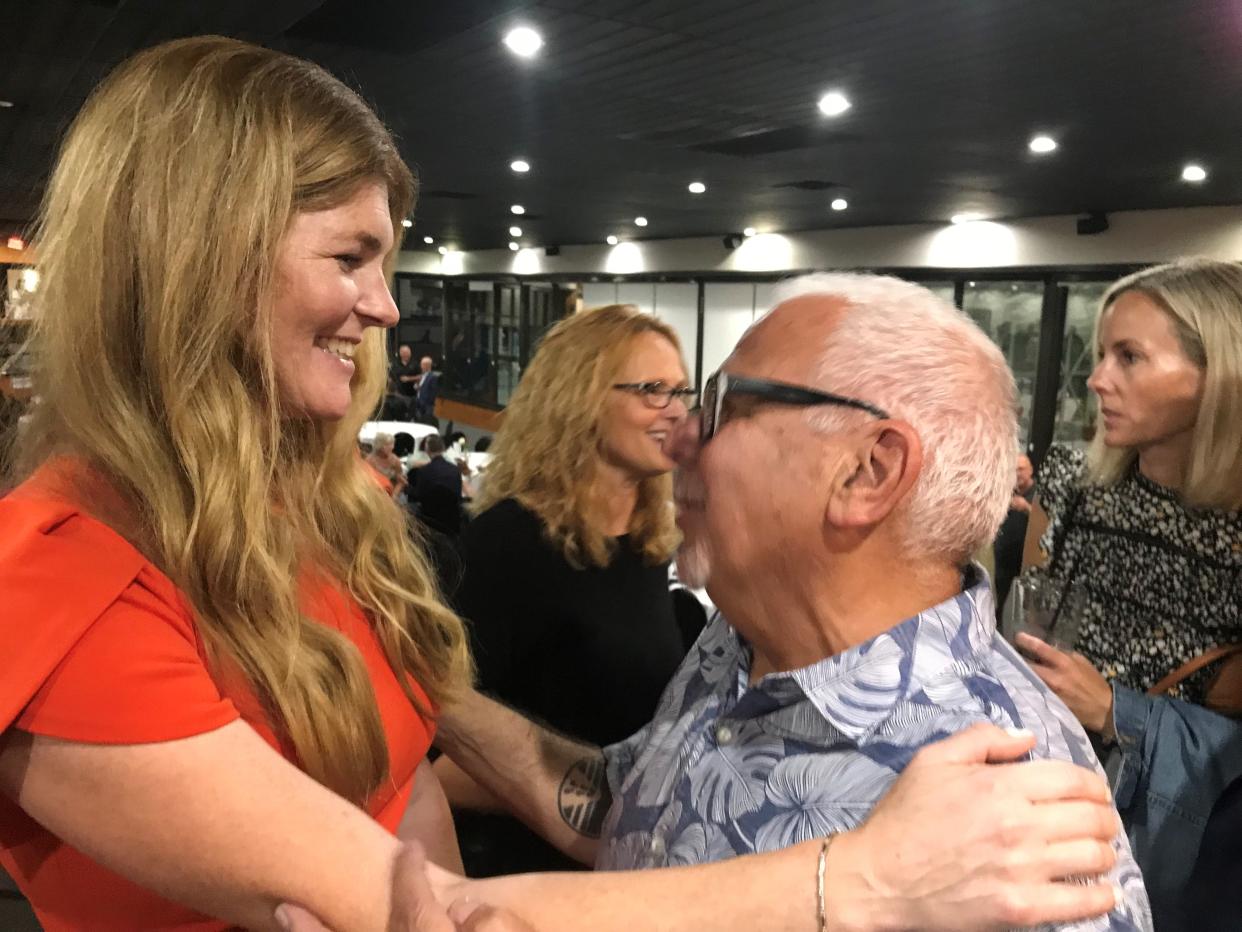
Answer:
[[457, 497, 685, 746], [1038, 444, 1242, 703], [406, 456, 463, 537], [451, 498, 687, 875], [390, 360, 420, 397]]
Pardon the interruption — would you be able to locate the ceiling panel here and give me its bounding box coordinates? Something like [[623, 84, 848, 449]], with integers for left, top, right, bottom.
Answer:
[[1, 0, 1239, 251]]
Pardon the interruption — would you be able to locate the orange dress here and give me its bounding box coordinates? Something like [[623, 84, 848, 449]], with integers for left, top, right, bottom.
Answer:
[[0, 465, 435, 931]]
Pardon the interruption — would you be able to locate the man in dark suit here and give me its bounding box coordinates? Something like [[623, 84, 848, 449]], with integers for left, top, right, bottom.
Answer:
[[414, 355, 439, 425], [406, 434, 462, 536]]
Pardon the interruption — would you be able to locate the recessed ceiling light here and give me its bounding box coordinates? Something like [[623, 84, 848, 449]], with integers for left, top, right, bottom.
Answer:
[[509, 242, 520, 251], [510, 204, 525, 215], [634, 216, 648, 227], [6, 236, 25, 250], [688, 181, 706, 194], [437, 246, 448, 255], [831, 198, 848, 211], [817, 91, 851, 117], [1182, 163, 1207, 183], [606, 235, 619, 246], [950, 212, 984, 224], [0, 100, 14, 109], [509, 225, 522, 237], [400, 219, 413, 228], [423, 235, 434, 244], [743, 227, 757, 237], [1029, 135, 1057, 154], [510, 159, 531, 173], [504, 26, 543, 58]]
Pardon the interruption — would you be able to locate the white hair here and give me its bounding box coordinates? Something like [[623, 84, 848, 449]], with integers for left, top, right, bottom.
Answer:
[[768, 273, 1018, 562], [373, 432, 395, 452]]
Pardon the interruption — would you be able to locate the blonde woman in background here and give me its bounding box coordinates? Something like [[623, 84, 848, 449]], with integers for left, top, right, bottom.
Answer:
[[438, 305, 696, 877], [0, 35, 1137, 932], [1017, 258, 1242, 929]]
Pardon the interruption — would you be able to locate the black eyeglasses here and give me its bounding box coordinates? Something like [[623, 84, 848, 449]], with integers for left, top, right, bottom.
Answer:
[[613, 381, 698, 410], [699, 370, 889, 444]]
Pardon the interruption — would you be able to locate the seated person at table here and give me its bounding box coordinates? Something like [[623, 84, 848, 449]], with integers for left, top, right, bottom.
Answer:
[[407, 434, 464, 537]]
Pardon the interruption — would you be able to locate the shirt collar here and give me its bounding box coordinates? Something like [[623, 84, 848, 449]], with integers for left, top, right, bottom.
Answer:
[[729, 565, 997, 742]]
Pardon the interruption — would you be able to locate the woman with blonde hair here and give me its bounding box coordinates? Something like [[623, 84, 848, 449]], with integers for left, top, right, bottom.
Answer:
[[0, 34, 1138, 932], [1017, 257, 1242, 928], [440, 304, 696, 876]]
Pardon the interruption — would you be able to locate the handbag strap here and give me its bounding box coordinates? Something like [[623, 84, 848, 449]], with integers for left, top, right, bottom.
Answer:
[[1149, 644, 1242, 696]]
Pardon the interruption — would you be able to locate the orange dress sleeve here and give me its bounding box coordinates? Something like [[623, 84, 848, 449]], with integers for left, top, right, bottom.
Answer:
[[0, 492, 239, 743]]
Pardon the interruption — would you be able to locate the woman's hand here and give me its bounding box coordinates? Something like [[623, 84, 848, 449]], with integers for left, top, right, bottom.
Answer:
[[1016, 633, 1113, 734], [276, 843, 538, 932]]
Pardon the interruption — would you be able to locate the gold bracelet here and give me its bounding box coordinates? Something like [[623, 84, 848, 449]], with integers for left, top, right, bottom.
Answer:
[[816, 835, 837, 932]]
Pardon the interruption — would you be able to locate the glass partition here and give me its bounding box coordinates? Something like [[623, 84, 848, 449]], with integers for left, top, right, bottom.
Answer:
[[1053, 280, 1113, 447], [961, 280, 1045, 446], [393, 279, 443, 368]]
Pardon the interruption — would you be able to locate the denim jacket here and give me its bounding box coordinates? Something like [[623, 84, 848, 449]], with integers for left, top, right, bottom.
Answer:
[[1107, 684, 1242, 930]]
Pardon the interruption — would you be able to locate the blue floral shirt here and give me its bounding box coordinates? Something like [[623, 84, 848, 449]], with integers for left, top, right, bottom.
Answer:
[[598, 570, 1152, 931]]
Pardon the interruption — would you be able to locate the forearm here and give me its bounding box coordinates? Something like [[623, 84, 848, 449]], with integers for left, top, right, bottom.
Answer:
[[398, 760, 464, 874], [432, 839, 833, 932], [435, 689, 605, 863]]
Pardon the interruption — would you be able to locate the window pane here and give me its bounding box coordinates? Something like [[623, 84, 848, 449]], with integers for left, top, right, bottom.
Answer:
[[1054, 281, 1112, 448], [961, 281, 1044, 447], [918, 280, 956, 306], [701, 284, 755, 379], [393, 279, 443, 370]]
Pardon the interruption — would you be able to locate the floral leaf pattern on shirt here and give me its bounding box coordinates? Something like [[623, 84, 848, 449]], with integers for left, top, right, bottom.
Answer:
[[599, 569, 1153, 932]]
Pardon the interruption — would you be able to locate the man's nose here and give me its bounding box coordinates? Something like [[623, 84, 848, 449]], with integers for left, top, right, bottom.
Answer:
[[667, 412, 701, 465]]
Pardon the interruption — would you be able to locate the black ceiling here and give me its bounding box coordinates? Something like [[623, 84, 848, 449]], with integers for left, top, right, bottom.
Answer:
[[1, 0, 1240, 252]]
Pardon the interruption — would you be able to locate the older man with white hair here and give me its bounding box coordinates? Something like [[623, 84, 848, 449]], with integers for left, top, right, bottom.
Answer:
[[422, 274, 1150, 931]]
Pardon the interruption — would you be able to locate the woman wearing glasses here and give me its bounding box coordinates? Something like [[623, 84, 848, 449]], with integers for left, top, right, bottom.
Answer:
[[436, 304, 696, 877]]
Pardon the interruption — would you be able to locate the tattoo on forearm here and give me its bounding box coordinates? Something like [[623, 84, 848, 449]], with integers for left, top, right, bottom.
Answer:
[[558, 755, 610, 838]]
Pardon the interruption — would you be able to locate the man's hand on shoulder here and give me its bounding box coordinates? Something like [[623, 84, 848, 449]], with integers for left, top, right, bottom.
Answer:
[[825, 723, 1119, 931]]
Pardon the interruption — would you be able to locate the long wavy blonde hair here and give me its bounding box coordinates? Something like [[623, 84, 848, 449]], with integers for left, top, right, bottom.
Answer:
[[11, 37, 471, 804], [1088, 258, 1242, 510], [474, 305, 684, 568]]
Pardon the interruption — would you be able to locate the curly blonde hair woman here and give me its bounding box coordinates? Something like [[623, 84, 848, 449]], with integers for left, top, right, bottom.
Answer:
[[441, 304, 698, 875], [0, 36, 471, 930]]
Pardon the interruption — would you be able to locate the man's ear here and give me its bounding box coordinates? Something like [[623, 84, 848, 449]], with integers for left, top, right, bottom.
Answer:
[[825, 421, 923, 530]]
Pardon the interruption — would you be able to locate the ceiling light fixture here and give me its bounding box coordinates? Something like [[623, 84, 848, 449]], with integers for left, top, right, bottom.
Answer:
[[423, 235, 434, 245], [688, 181, 706, 194], [503, 26, 543, 58], [1028, 134, 1057, 154], [831, 198, 848, 211], [509, 225, 522, 237], [510, 159, 531, 173], [509, 242, 520, 251], [510, 204, 525, 215], [400, 219, 413, 228], [0, 100, 14, 109], [437, 246, 448, 256], [817, 91, 851, 117], [6, 236, 24, 250], [743, 227, 757, 237], [606, 235, 619, 246], [1182, 163, 1207, 183], [634, 216, 648, 227], [950, 212, 984, 224]]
